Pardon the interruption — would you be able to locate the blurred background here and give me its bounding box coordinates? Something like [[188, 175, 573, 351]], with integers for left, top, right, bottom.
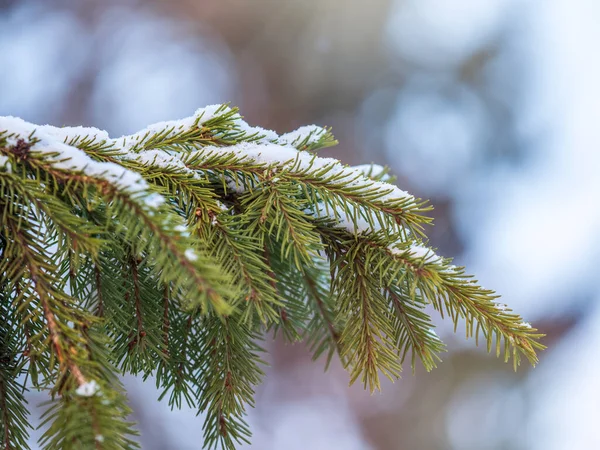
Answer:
[[1, 0, 599, 448]]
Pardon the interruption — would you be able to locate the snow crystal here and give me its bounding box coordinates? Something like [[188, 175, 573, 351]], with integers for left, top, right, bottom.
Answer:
[[115, 120, 195, 151], [388, 245, 406, 256], [175, 224, 190, 237], [278, 125, 326, 147], [520, 322, 532, 329], [75, 380, 100, 397], [184, 249, 198, 262], [334, 208, 375, 235], [213, 142, 298, 166], [441, 264, 458, 273], [47, 143, 144, 190], [494, 302, 507, 311], [95, 435, 104, 443]]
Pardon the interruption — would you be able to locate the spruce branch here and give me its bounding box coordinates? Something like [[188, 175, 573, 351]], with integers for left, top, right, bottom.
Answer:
[[0, 290, 31, 450], [198, 214, 281, 325], [197, 316, 264, 450], [0, 105, 544, 449]]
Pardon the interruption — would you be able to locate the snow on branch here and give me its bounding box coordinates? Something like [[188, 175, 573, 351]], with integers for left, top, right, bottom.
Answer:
[[0, 104, 544, 450]]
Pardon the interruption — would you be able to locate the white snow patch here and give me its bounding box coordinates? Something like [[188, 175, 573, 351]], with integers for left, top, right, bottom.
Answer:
[[1, 117, 109, 145], [231, 112, 278, 142], [352, 164, 389, 180], [494, 302, 507, 311], [191, 142, 412, 205], [143, 193, 165, 208], [0, 116, 151, 195], [127, 149, 184, 169], [1, 111, 412, 224], [306, 202, 380, 235], [408, 244, 441, 262], [38, 124, 110, 143], [113, 104, 225, 151], [225, 176, 248, 194], [123, 149, 199, 180], [1, 116, 170, 209], [75, 380, 100, 397], [113, 105, 277, 151], [278, 125, 326, 147], [184, 249, 198, 262]]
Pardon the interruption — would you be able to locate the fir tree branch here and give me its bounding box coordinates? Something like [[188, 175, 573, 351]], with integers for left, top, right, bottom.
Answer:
[[2, 134, 234, 315], [331, 246, 402, 392], [197, 317, 265, 450], [385, 287, 445, 372], [156, 304, 200, 410], [192, 208, 282, 325], [0, 107, 545, 449], [2, 215, 136, 449], [302, 262, 344, 368], [94, 264, 104, 318], [0, 293, 31, 450], [182, 146, 431, 238], [261, 242, 312, 342]]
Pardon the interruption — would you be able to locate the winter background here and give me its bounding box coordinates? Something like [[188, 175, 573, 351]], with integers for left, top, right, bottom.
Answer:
[[1, 0, 598, 448]]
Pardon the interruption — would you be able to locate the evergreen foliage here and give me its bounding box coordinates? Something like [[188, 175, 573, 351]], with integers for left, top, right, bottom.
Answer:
[[0, 105, 544, 449]]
